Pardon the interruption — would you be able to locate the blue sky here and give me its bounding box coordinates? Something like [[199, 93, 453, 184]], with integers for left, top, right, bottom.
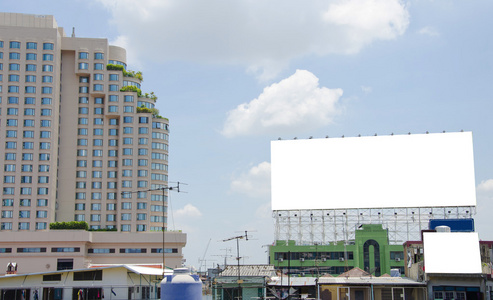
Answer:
[[4, 0, 493, 269]]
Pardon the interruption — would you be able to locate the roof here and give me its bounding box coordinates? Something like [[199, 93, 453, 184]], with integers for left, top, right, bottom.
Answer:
[[219, 265, 276, 277], [318, 276, 425, 286], [0, 264, 172, 279], [338, 267, 368, 277], [269, 276, 317, 286]]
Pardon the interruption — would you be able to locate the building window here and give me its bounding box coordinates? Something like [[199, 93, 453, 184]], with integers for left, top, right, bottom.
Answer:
[[78, 62, 88, 70], [42, 64, 53, 72], [36, 222, 47, 230], [94, 53, 104, 60], [94, 63, 104, 70], [43, 54, 54, 61], [39, 153, 50, 160], [9, 41, 20, 49], [1, 223, 12, 230], [26, 64, 37, 71], [41, 87, 52, 94], [9, 52, 20, 59], [43, 43, 54, 50], [42, 75, 53, 83], [39, 165, 50, 172], [78, 52, 89, 59], [36, 211, 48, 218], [26, 53, 37, 60], [6, 131, 17, 138], [25, 86, 36, 93], [17, 248, 48, 253], [8, 85, 19, 92], [121, 224, 131, 232], [73, 270, 103, 281], [38, 188, 49, 195], [9, 63, 20, 71]]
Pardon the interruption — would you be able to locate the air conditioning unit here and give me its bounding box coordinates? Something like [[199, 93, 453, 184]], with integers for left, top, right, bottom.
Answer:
[[322, 258, 327, 262], [339, 257, 345, 262], [300, 258, 305, 262], [395, 258, 401, 262]]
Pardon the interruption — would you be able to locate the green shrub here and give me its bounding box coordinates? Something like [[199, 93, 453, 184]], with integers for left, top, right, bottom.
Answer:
[[106, 64, 124, 71], [50, 221, 89, 230], [120, 85, 142, 97]]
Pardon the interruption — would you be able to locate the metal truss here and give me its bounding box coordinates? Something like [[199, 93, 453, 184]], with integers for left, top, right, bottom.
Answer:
[[273, 206, 476, 245]]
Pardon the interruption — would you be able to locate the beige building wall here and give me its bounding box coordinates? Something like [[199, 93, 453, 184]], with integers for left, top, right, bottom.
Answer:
[[0, 13, 183, 274], [0, 230, 185, 274]]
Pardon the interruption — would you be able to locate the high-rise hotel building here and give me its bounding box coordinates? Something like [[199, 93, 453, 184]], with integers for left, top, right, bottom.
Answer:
[[0, 13, 186, 273]]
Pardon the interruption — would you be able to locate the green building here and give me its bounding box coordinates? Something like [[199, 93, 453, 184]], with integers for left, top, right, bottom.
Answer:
[[269, 224, 405, 277]]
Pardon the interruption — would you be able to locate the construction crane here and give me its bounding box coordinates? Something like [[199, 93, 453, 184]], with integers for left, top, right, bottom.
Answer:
[[199, 238, 212, 273]]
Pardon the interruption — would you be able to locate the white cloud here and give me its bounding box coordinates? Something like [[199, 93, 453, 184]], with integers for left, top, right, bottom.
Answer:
[[477, 179, 493, 192], [231, 162, 271, 198], [96, 0, 409, 79], [418, 26, 440, 37], [361, 85, 373, 94], [175, 204, 203, 218], [222, 70, 343, 137]]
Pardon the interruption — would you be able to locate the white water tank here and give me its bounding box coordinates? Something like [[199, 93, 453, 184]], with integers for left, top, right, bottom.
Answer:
[[161, 268, 202, 300], [435, 225, 451, 232]]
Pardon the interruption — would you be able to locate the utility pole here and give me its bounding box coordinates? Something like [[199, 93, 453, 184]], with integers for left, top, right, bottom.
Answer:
[[122, 181, 186, 277], [223, 231, 249, 300]]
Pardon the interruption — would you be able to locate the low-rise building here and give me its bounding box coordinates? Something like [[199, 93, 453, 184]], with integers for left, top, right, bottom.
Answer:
[[269, 224, 406, 277], [0, 230, 185, 275]]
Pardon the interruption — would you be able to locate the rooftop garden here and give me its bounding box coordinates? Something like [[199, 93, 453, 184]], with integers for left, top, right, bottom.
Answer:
[[106, 64, 143, 81], [49, 221, 117, 231], [137, 105, 167, 120]]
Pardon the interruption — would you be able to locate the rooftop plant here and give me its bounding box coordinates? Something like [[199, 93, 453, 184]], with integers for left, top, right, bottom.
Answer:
[[50, 221, 89, 230], [107, 64, 143, 81]]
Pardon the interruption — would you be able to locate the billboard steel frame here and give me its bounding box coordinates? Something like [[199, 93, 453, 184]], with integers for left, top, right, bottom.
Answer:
[[273, 206, 475, 245]]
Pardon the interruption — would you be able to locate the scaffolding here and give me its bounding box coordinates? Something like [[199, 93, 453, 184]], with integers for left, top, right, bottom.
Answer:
[[273, 206, 475, 245]]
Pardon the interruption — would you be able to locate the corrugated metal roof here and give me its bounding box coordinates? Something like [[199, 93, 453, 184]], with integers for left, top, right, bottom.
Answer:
[[0, 264, 172, 278], [220, 265, 276, 277], [269, 276, 317, 286], [318, 276, 425, 286]]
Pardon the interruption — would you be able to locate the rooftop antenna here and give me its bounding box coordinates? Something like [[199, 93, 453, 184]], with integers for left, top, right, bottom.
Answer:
[[213, 248, 233, 268], [71, 27, 75, 37], [121, 181, 186, 276], [223, 231, 249, 300]]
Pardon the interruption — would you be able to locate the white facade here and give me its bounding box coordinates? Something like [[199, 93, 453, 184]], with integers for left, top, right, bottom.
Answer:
[[0, 265, 169, 300]]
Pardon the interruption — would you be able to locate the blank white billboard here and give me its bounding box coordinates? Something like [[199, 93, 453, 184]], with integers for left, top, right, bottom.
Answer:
[[271, 132, 476, 210], [423, 232, 481, 274]]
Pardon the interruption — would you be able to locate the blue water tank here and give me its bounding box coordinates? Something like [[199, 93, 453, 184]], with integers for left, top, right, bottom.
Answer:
[[161, 268, 202, 300]]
